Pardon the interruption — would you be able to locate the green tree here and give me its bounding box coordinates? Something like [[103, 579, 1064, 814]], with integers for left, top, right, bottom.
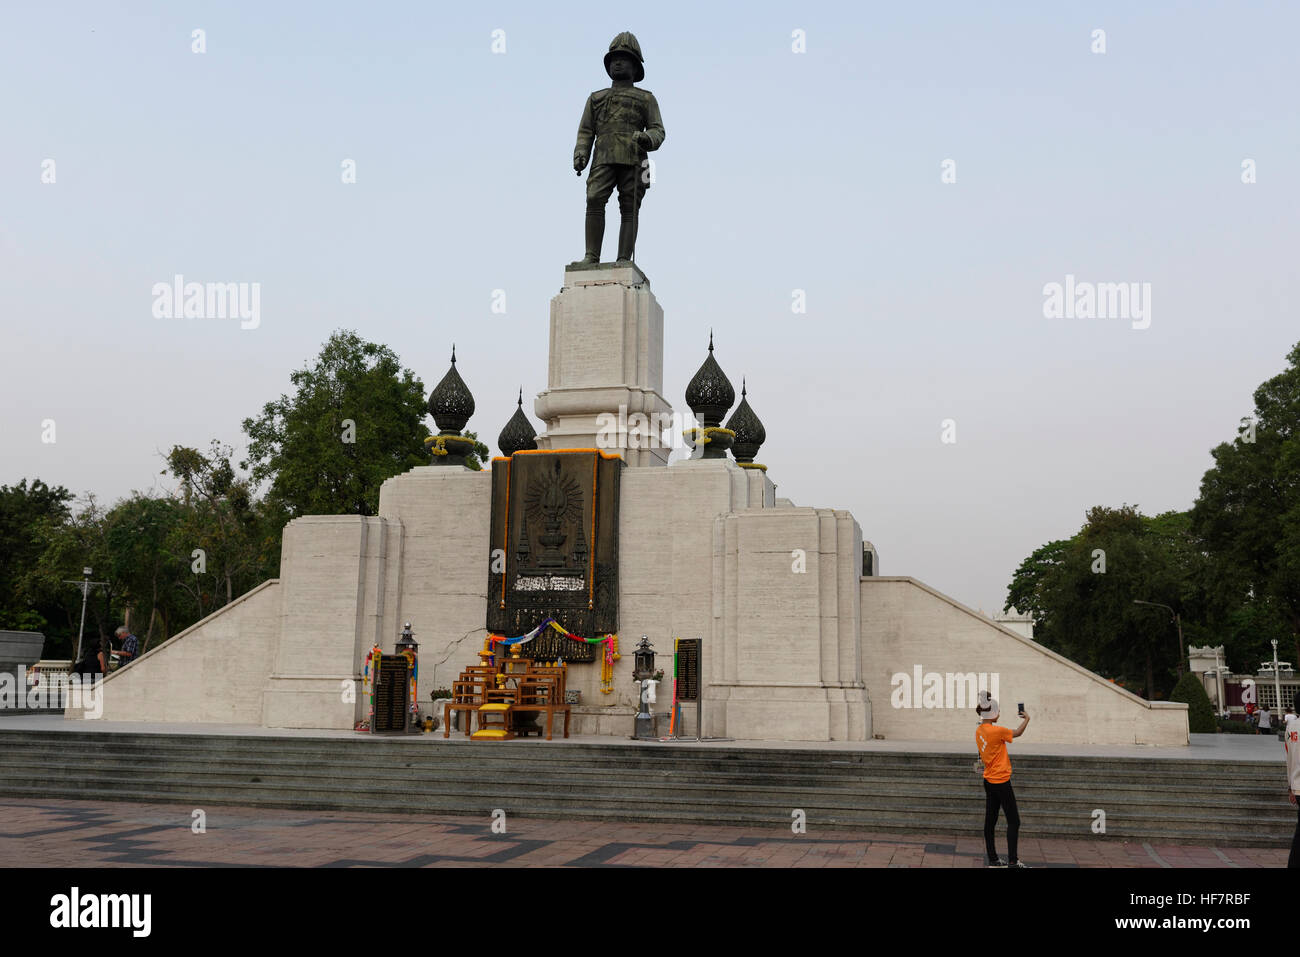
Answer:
[[1191, 340, 1300, 666], [1004, 537, 1073, 648], [165, 442, 283, 627], [242, 330, 431, 516], [460, 431, 491, 472], [101, 493, 188, 653], [18, 495, 123, 661], [1169, 671, 1216, 733], [1006, 505, 1192, 700], [0, 478, 73, 633]]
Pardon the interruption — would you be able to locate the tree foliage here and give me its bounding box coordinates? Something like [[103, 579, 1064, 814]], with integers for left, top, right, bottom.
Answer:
[[165, 441, 282, 621], [3, 332, 446, 659], [1006, 507, 1188, 697], [1004, 538, 1071, 644], [1170, 671, 1217, 734], [17, 494, 123, 660], [460, 431, 491, 472], [242, 330, 431, 516], [0, 479, 73, 634], [1007, 339, 1300, 699], [1190, 340, 1300, 665], [2, 333, 463, 660]]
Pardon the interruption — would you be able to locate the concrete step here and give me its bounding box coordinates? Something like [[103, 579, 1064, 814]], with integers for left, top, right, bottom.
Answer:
[[0, 749, 1283, 800], [1, 730, 1290, 847], [2, 755, 1289, 821], [2, 732, 1284, 779]]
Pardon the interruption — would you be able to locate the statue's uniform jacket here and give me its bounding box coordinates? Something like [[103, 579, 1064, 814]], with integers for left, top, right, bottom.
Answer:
[[573, 83, 665, 174]]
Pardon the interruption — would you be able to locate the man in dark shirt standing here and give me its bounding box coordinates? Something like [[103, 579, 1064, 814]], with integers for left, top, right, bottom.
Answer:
[[115, 625, 139, 668]]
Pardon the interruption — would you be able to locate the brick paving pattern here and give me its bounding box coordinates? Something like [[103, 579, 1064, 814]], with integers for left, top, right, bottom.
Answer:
[[0, 798, 1287, 867]]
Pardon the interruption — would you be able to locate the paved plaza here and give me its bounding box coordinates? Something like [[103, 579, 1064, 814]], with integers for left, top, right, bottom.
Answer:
[[0, 797, 1286, 868]]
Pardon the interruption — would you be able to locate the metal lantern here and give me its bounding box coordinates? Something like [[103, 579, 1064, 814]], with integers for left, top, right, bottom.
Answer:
[[396, 622, 418, 656], [633, 635, 656, 739], [633, 635, 656, 679]]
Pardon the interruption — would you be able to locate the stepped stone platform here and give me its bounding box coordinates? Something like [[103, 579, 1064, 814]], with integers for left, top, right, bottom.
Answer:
[[0, 717, 1290, 848]]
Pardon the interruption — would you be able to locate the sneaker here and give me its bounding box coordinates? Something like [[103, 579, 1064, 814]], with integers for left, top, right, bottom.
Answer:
[[1007, 860, 1030, 869], [987, 858, 1008, 868]]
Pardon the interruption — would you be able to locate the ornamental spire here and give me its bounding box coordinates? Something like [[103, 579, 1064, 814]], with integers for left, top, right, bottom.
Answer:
[[498, 386, 538, 457], [726, 376, 767, 468], [685, 333, 734, 428], [425, 346, 477, 467], [428, 346, 475, 433]]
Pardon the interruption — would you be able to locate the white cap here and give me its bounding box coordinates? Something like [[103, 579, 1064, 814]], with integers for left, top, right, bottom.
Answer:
[[976, 691, 1000, 722]]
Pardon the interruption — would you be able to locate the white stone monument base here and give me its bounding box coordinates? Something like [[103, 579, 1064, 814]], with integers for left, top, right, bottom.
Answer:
[[67, 458, 1188, 745], [64, 253, 1189, 747], [535, 263, 672, 467]]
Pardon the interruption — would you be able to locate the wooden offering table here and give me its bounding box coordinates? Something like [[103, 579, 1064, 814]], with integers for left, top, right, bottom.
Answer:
[[442, 654, 572, 741]]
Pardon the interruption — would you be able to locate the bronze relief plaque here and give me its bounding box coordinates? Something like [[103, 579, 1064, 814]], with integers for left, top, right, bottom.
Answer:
[[487, 450, 622, 659]]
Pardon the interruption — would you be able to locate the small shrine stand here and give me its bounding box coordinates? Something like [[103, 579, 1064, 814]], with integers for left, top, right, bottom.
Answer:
[[360, 623, 421, 734]]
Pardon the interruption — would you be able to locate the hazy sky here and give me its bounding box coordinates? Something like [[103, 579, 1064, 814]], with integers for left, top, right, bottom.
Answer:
[[3, 1, 1297, 616]]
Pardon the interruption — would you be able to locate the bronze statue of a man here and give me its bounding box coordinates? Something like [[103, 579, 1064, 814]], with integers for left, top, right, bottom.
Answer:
[[573, 32, 665, 265]]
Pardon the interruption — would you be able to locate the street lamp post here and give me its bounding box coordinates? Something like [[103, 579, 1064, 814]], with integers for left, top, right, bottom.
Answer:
[[1132, 600, 1184, 679], [65, 567, 106, 666], [1271, 639, 1283, 715], [1214, 646, 1226, 715]]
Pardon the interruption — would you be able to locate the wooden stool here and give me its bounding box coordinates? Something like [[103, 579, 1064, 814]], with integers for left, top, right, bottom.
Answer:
[[472, 688, 516, 740], [444, 678, 487, 738]]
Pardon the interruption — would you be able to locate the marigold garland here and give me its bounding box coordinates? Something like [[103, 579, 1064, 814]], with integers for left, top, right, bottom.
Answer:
[[425, 434, 474, 457], [601, 634, 621, 694], [682, 426, 736, 447], [361, 645, 383, 725]]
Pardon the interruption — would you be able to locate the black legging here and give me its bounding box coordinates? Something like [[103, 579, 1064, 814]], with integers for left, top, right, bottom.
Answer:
[[983, 778, 1020, 863], [1290, 803, 1299, 869]]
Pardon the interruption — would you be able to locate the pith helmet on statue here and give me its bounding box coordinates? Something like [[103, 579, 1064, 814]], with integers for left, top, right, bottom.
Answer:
[[604, 31, 645, 81]]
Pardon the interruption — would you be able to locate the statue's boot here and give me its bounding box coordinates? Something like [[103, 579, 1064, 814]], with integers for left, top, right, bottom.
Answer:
[[581, 210, 603, 264], [616, 211, 638, 263]]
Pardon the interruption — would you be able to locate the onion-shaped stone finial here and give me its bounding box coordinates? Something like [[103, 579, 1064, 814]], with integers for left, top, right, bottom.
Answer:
[[425, 345, 477, 467], [427, 345, 475, 434], [684, 331, 735, 427], [498, 387, 538, 457], [684, 331, 736, 459], [726, 378, 766, 468]]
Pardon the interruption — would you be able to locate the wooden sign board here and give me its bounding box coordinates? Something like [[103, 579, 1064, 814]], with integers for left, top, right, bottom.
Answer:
[[372, 655, 410, 733], [676, 638, 701, 702]]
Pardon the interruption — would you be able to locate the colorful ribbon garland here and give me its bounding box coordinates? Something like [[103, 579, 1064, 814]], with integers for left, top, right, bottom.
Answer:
[[362, 644, 382, 725], [491, 617, 605, 646], [401, 648, 418, 713], [488, 620, 620, 694]]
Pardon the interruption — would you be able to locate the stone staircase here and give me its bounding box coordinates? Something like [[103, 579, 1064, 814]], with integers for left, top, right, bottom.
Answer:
[[0, 729, 1290, 847]]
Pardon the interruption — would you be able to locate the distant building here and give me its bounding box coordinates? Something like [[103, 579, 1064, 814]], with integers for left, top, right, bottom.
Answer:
[[1188, 644, 1298, 716], [992, 607, 1034, 640]]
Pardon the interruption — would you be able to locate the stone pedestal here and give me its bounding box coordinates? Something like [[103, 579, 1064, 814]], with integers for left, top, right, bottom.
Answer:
[[263, 515, 393, 729], [534, 262, 673, 467], [710, 506, 870, 741]]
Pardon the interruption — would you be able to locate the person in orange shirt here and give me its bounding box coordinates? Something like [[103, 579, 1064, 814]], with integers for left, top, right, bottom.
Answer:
[[975, 692, 1030, 868]]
